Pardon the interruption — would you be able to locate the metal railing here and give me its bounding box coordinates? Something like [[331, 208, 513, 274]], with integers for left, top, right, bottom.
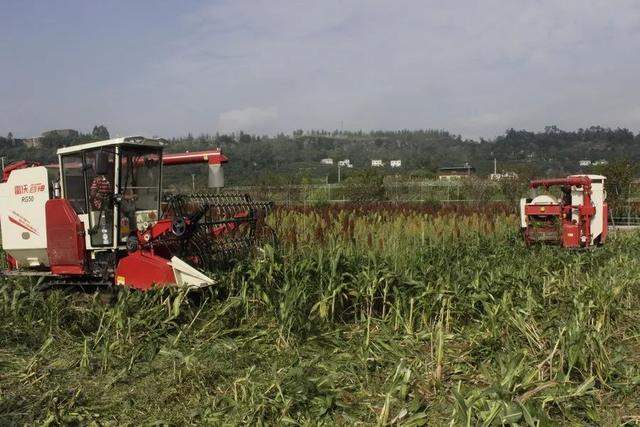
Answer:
[[221, 181, 508, 206], [610, 216, 640, 227]]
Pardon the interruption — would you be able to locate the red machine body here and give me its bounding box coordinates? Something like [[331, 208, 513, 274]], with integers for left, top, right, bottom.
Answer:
[[0, 136, 272, 290], [520, 174, 607, 248], [45, 199, 86, 275], [115, 251, 176, 290]]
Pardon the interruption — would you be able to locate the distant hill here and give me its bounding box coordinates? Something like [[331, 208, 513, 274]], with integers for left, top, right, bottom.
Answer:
[[163, 126, 640, 185], [1, 126, 638, 186]]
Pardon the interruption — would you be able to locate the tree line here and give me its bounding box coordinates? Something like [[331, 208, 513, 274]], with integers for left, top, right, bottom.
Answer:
[[2, 125, 640, 187]]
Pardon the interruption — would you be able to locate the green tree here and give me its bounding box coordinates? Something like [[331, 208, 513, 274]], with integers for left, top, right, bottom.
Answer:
[[40, 133, 66, 149], [343, 169, 385, 202], [92, 125, 110, 140], [594, 160, 638, 212], [497, 164, 540, 206]]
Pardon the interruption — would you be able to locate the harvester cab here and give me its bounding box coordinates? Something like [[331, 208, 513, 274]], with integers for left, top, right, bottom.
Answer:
[[519, 174, 607, 248], [0, 136, 273, 289]]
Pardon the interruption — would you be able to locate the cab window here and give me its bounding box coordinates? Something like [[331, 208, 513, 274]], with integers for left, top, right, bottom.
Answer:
[[61, 154, 87, 214], [84, 149, 115, 247], [119, 147, 161, 241]]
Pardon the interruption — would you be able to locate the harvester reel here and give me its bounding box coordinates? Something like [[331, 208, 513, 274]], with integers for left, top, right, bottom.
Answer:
[[157, 192, 274, 272]]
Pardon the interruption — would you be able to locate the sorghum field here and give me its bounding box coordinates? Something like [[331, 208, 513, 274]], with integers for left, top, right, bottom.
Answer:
[[1, 204, 640, 425]]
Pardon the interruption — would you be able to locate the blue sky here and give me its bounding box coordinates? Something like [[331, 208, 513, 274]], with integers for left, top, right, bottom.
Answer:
[[2, 0, 640, 139]]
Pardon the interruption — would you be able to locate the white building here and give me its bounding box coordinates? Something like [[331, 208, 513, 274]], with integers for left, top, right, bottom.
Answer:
[[22, 137, 42, 148], [593, 159, 608, 166], [438, 164, 475, 180], [338, 159, 353, 168], [579, 160, 592, 167], [390, 160, 402, 168], [489, 172, 518, 180], [320, 158, 334, 165], [371, 160, 384, 167]]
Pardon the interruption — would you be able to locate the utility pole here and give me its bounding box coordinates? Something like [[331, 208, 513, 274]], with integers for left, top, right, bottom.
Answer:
[[1, 156, 5, 172], [191, 174, 196, 192], [337, 163, 341, 183], [494, 158, 497, 175]]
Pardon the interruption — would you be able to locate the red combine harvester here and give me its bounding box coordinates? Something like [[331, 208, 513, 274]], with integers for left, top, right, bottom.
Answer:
[[0, 136, 272, 289], [519, 174, 607, 248]]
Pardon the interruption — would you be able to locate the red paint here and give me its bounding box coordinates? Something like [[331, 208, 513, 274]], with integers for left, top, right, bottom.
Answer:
[[8, 216, 39, 235], [561, 224, 580, 248], [115, 251, 175, 290], [524, 204, 562, 216], [148, 219, 173, 239], [162, 149, 228, 166], [2, 160, 42, 182], [14, 183, 45, 195], [45, 199, 86, 275], [5, 254, 16, 270], [529, 176, 592, 189], [211, 210, 249, 236]]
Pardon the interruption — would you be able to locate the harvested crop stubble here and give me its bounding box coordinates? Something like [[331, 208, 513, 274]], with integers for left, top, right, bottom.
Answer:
[[1, 208, 639, 425]]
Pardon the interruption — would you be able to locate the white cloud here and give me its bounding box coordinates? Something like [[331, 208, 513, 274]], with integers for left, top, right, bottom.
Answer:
[[3, 1, 640, 138], [160, 0, 640, 138], [217, 106, 278, 134]]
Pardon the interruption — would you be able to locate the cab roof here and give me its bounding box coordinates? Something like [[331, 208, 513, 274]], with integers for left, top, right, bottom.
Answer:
[[57, 136, 166, 155]]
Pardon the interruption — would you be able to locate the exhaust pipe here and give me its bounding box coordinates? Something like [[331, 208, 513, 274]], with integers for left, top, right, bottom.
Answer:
[[208, 163, 224, 188]]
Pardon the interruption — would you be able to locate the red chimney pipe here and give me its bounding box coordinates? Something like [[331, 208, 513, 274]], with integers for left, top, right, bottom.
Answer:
[[529, 176, 591, 189], [162, 149, 228, 166]]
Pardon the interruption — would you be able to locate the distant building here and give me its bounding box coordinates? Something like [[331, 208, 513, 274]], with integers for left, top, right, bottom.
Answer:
[[21, 128, 79, 149], [488, 159, 516, 180], [338, 159, 353, 168], [580, 159, 608, 167], [489, 172, 518, 180], [371, 160, 384, 167], [438, 163, 475, 180], [42, 129, 79, 138], [22, 137, 42, 148], [320, 158, 334, 165], [390, 160, 402, 168]]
